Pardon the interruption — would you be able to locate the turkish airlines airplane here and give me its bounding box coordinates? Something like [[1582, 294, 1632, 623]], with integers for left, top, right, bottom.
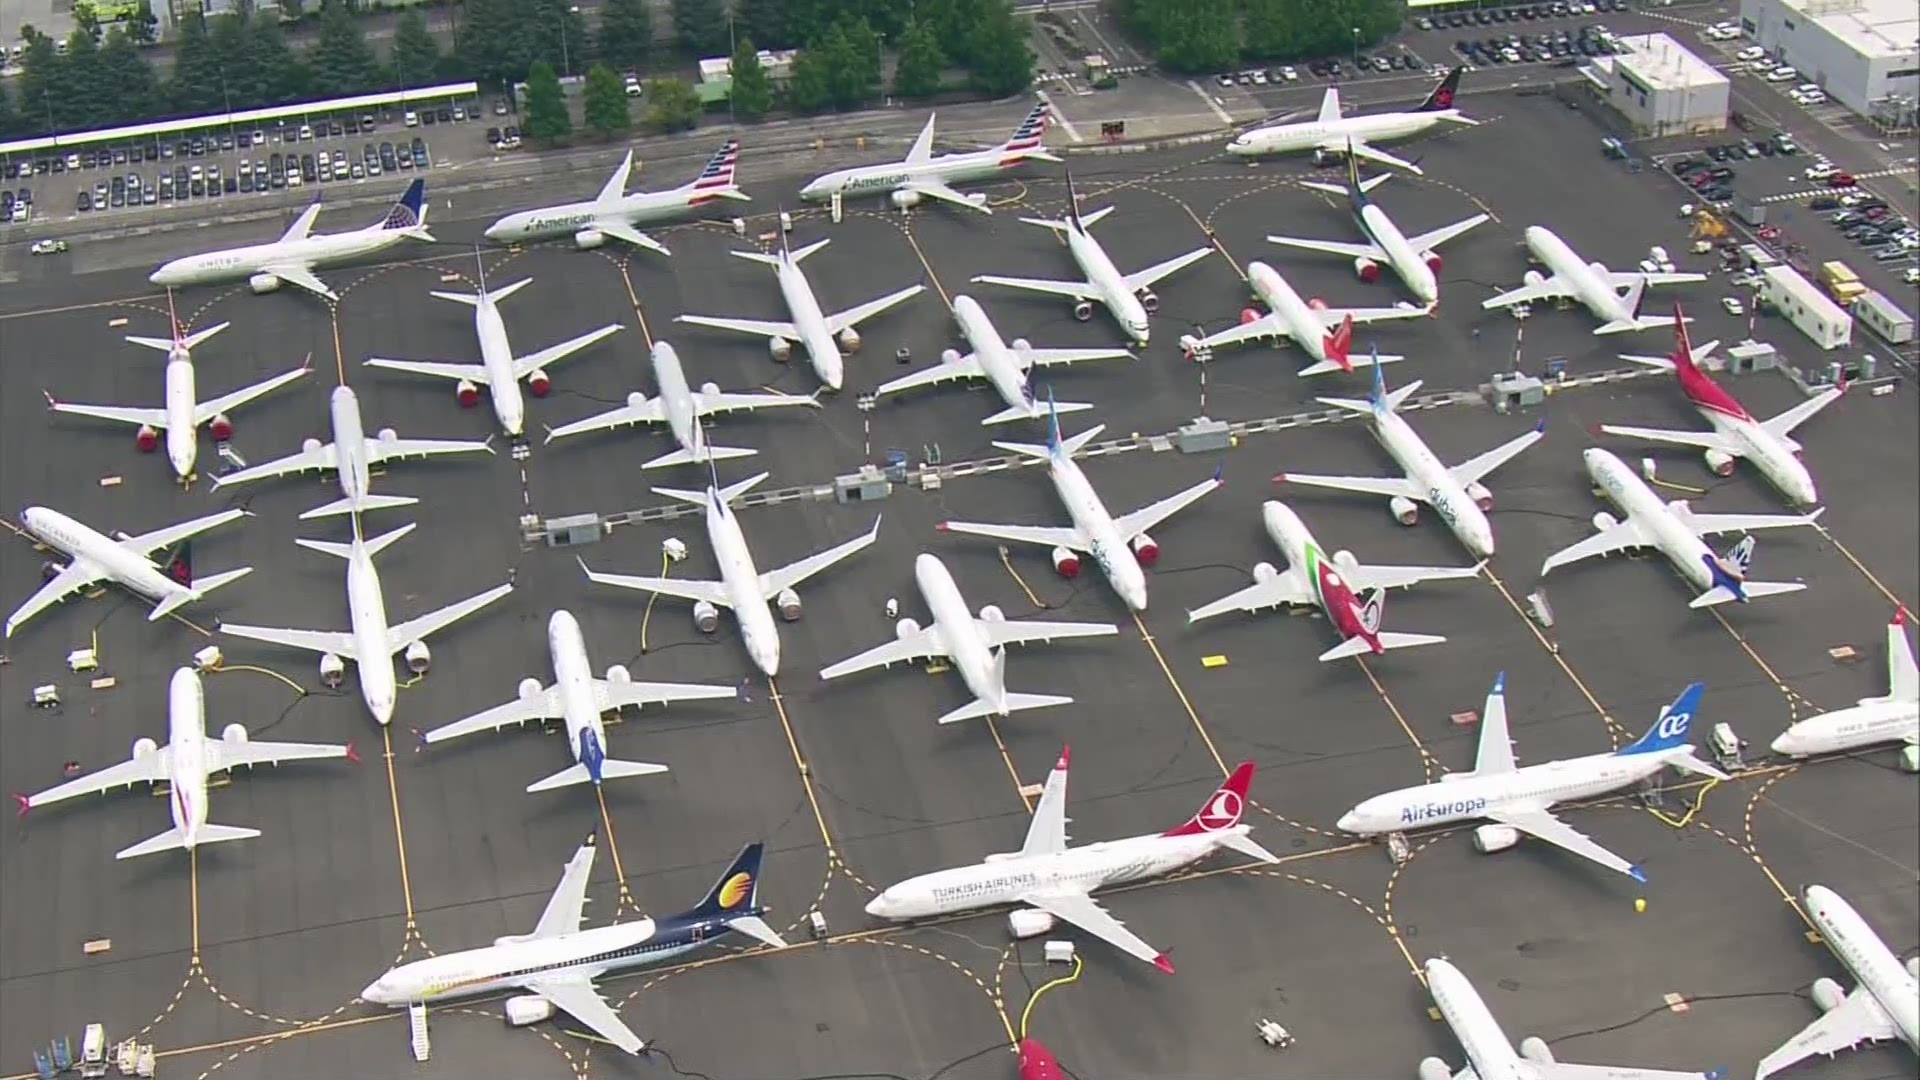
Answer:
[[1269, 153, 1488, 306], [1226, 66, 1477, 173], [874, 295, 1131, 425], [1176, 260, 1428, 375], [1756, 885, 1919, 1080], [798, 103, 1059, 213], [1482, 226, 1705, 334], [482, 140, 749, 253], [1772, 610, 1918, 758], [6, 505, 253, 639]]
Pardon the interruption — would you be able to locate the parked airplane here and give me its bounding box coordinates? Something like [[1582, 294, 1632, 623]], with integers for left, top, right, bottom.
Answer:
[[1176, 260, 1428, 375], [6, 506, 253, 639], [220, 520, 514, 724], [544, 340, 819, 468], [798, 103, 1060, 213], [423, 610, 736, 792], [1228, 66, 1476, 172], [14, 667, 354, 860], [1605, 316, 1841, 507], [578, 470, 880, 676], [1772, 610, 1918, 758], [1269, 152, 1489, 306], [874, 295, 1131, 425], [211, 385, 494, 518], [1188, 501, 1479, 661], [362, 837, 787, 1054], [866, 748, 1278, 971], [1020, 1040, 1067, 1080], [819, 553, 1118, 724], [1756, 885, 1919, 1080], [1275, 360, 1545, 558], [482, 140, 748, 253], [365, 266, 624, 438], [150, 179, 431, 300], [1540, 448, 1823, 609], [1482, 226, 1706, 334]]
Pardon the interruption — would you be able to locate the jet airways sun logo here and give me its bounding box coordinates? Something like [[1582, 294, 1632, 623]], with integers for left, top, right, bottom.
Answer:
[[717, 872, 753, 909]]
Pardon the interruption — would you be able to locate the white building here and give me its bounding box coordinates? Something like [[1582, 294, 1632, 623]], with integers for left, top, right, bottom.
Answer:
[[1739, 0, 1919, 117], [1588, 33, 1731, 135], [1760, 264, 1853, 350]]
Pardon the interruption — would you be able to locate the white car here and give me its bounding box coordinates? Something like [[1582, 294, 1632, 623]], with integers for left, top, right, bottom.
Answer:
[[29, 238, 64, 255], [1251, 70, 1269, 85], [1904, 267, 1919, 285], [1766, 66, 1798, 82], [1737, 45, 1765, 61], [623, 74, 642, 97], [1721, 296, 1745, 316], [1806, 165, 1836, 180], [1279, 65, 1298, 81], [403, 110, 419, 127]]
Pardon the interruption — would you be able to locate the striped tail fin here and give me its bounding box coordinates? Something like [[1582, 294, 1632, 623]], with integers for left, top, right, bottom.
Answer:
[[684, 139, 743, 202], [999, 102, 1053, 161]]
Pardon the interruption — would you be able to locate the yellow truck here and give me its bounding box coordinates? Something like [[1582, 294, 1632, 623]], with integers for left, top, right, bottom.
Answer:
[[1818, 261, 1867, 304]]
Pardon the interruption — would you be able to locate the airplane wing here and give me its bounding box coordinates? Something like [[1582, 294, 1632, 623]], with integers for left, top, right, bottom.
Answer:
[[545, 398, 668, 442], [938, 520, 1086, 552], [1596, 424, 1737, 454], [904, 178, 990, 214], [46, 400, 169, 428], [1535, 1063, 1722, 1080], [1266, 233, 1382, 261], [1020, 752, 1072, 855], [122, 508, 252, 558], [1122, 248, 1213, 293], [219, 623, 359, 660], [364, 433, 494, 465], [1016, 890, 1166, 969], [1345, 560, 1482, 591], [1331, 138, 1424, 175], [970, 274, 1101, 302], [1482, 276, 1572, 309], [820, 624, 950, 680], [674, 313, 802, 341], [692, 388, 820, 416], [1484, 804, 1639, 879], [212, 441, 339, 487], [364, 358, 491, 384], [279, 199, 325, 243], [1188, 567, 1315, 623], [7, 563, 109, 638], [1113, 475, 1223, 541], [591, 220, 670, 257], [1022, 346, 1134, 369], [823, 284, 927, 336], [522, 978, 644, 1055], [1451, 425, 1547, 487], [422, 686, 562, 744], [1541, 518, 1651, 574], [531, 838, 596, 939], [1279, 472, 1420, 500], [211, 736, 351, 772], [758, 518, 882, 600], [1755, 985, 1902, 1080], [875, 353, 986, 396], [383, 583, 514, 656], [594, 676, 736, 711], [192, 365, 312, 426], [979, 618, 1118, 650], [578, 559, 733, 608], [1405, 214, 1492, 253], [1762, 386, 1844, 445], [258, 262, 337, 301], [1680, 509, 1822, 538], [1319, 303, 1430, 327], [21, 751, 170, 808], [1472, 674, 1516, 776], [511, 325, 623, 381]]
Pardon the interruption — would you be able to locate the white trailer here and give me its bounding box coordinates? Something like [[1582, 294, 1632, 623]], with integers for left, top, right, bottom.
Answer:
[[1852, 288, 1915, 344], [1760, 265, 1852, 351]]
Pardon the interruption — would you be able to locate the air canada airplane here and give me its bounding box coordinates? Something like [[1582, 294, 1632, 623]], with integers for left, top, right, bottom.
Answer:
[[1482, 226, 1705, 334], [1226, 66, 1477, 174], [6, 505, 254, 639], [482, 140, 748, 253], [798, 103, 1059, 213]]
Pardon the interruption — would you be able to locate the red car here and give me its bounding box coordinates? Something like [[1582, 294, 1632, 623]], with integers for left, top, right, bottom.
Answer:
[[1828, 172, 1857, 187]]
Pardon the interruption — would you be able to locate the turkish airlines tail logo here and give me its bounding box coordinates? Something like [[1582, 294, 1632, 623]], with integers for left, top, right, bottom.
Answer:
[[1162, 761, 1256, 837]]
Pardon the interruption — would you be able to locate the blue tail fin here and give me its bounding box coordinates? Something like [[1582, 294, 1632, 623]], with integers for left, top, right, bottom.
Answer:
[[1618, 683, 1705, 755], [687, 843, 765, 918], [1727, 535, 1755, 576], [381, 179, 426, 230], [1046, 388, 1062, 455], [1701, 552, 1749, 602], [1369, 348, 1388, 408]]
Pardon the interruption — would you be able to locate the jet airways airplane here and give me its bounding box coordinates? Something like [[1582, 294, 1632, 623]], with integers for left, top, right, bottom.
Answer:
[[14, 667, 354, 860], [363, 837, 787, 1054], [674, 232, 925, 392], [1227, 66, 1477, 173], [365, 267, 624, 438], [1772, 610, 1918, 758], [1275, 360, 1545, 558], [1421, 956, 1726, 1080], [1340, 676, 1724, 881], [1756, 885, 1919, 1080], [1269, 152, 1488, 307], [819, 553, 1118, 724], [1176, 260, 1428, 375], [423, 610, 736, 792], [210, 385, 494, 518], [866, 748, 1278, 972], [1541, 448, 1822, 609], [1604, 315, 1841, 507], [874, 295, 1131, 425], [578, 469, 880, 676], [482, 140, 748, 253], [150, 179, 431, 300], [220, 520, 514, 724], [798, 103, 1060, 214], [7, 506, 253, 639], [544, 340, 819, 468], [1482, 226, 1705, 334]]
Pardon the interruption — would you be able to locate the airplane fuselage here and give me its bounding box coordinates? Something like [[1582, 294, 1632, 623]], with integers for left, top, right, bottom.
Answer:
[[1264, 501, 1373, 646], [164, 667, 212, 848], [1585, 448, 1721, 593], [708, 501, 782, 676], [162, 358, 201, 477], [474, 297, 526, 436], [1250, 262, 1333, 361], [1339, 746, 1685, 834], [1064, 224, 1151, 343], [1672, 368, 1821, 506], [800, 148, 1007, 205], [151, 228, 406, 289], [547, 610, 610, 778], [1230, 112, 1458, 157], [1804, 886, 1920, 1050], [1526, 226, 1632, 323], [1358, 203, 1439, 305], [775, 258, 845, 391], [486, 190, 705, 244], [1366, 408, 1497, 557], [913, 554, 1002, 708], [345, 547, 399, 724], [1425, 959, 1533, 1080], [23, 507, 194, 606], [650, 342, 701, 452], [953, 296, 1036, 416], [1773, 698, 1920, 757], [330, 386, 374, 503], [1049, 455, 1149, 611]]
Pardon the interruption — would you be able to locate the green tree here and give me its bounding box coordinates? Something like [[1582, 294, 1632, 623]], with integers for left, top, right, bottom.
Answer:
[[74, 5, 102, 44], [891, 18, 943, 99], [786, 46, 832, 113], [528, 0, 589, 77], [279, 0, 306, 17], [815, 19, 877, 109], [523, 59, 572, 140], [456, 0, 533, 88], [581, 63, 631, 137], [593, 0, 652, 73], [97, 27, 164, 124], [736, 0, 788, 49], [645, 75, 702, 132], [58, 29, 111, 130], [168, 11, 225, 113], [965, 1, 1035, 95], [672, 0, 729, 56], [247, 16, 307, 104], [0, 81, 16, 139], [727, 35, 772, 119], [308, 0, 382, 97], [16, 32, 60, 133], [129, 0, 159, 45], [1242, 0, 1301, 60], [389, 9, 442, 89]]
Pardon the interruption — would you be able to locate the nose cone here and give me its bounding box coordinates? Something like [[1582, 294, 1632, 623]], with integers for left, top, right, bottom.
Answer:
[[1336, 809, 1365, 833], [360, 978, 390, 1004], [149, 263, 179, 286], [863, 892, 893, 918], [482, 220, 506, 241], [369, 691, 396, 726], [1768, 728, 1804, 757], [1117, 565, 1149, 612], [751, 637, 781, 678], [168, 445, 196, 479], [1464, 520, 1496, 560], [1128, 321, 1151, 346]]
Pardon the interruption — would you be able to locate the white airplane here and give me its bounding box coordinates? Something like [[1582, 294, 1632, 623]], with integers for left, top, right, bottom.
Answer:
[[1605, 315, 1840, 507], [423, 610, 737, 793], [874, 295, 1131, 426], [6, 506, 253, 639], [1772, 610, 1918, 758], [219, 520, 514, 725], [1274, 361, 1545, 558], [210, 385, 494, 518], [544, 340, 819, 468], [1268, 153, 1488, 307], [798, 103, 1060, 214], [363, 838, 787, 1054], [14, 667, 354, 860], [819, 553, 1118, 725], [1541, 448, 1823, 609], [866, 748, 1278, 972], [1340, 677, 1725, 881], [1187, 501, 1480, 661], [1756, 885, 1919, 1080], [1420, 956, 1726, 1080], [936, 404, 1221, 612], [674, 233, 925, 392], [149, 179, 431, 300], [578, 470, 880, 676], [482, 140, 749, 253], [1226, 67, 1477, 173], [365, 267, 625, 439], [1482, 226, 1706, 334], [1176, 260, 1428, 375]]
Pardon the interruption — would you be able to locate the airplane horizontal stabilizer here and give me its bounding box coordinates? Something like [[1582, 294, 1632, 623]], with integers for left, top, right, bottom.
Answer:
[[936, 692, 1073, 725], [729, 250, 783, 268], [117, 822, 260, 860], [1220, 832, 1281, 864], [1376, 631, 1448, 651], [1596, 315, 1680, 336], [526, 763, 594, 792], [642, 444, 757, 470], [1688, 581, 1806, 609], [982, 400, 1092, 426], [1299, 352, 1403, 377], [723, 914, 789, 949], [148, 566, 254, 622], [300, 493, 419, 520]]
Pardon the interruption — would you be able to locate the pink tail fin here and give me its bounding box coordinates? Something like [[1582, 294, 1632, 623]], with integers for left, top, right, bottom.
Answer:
[[1325, 314, 1354, 371], [1163, 761, 1256, 836]]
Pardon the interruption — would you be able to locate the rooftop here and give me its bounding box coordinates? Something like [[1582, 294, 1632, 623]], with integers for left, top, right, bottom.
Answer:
[[1610, 32, 1731, 91], [1779, 0, 1920, 61]]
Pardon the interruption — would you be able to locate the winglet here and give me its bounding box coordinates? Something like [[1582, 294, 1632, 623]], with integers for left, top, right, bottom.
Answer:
[[1055, 744, 1071, 771], [1212, 464, 1224, 485], [1533, 419, 1546, 434], [1490, 670, 1506, 696], [1629, 865, 1648, 884], [1152, 953, 1176, 974], [345, 741, 361, 764], [12, 793, 29, 818]]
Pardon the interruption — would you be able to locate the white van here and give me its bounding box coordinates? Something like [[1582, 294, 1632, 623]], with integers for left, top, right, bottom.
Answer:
[[80, 1024, 106, 1078]]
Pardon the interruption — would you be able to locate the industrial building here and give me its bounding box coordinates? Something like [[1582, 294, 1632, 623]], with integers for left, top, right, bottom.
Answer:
[[1738, 0, 1919, 119], [1761, 265, 1855, 350], [1585, 33, 1731, 136], [697, 49, 799, 104]]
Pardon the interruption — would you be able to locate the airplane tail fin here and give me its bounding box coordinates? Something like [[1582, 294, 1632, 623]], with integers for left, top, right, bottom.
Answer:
[[1888, 608, 1917, 701], [1328, 315, 1355, 371], [680, 138, 745, 200], [998, 101, 1057, 162], [298, 521, 416, 561], [1618, 682, 1706, 756], [129, 320, 230, 355], [1163, 761, 1256, 836], [1359, 586, 1386, 633], [686, 842, 767, 919], [117, 822, 259, 860], [642, 443, 757, 470], [300, 493, 420, 520], [374, 178, 428, 232], [1419, 66, 1464, 111], [1726, 534, 1756, 577]]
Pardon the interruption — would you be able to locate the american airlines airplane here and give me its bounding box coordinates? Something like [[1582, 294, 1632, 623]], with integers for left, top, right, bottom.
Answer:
[[544, 340, 819, 468], [674, 232, 925, 392], [1756, 885, 1919, 1080], [1482, 226, 1705, 334], [874, 295, 1131, 426], [798, 103, 1060, 213], [1176, 260, 1428, 375], [1540, 448, 1822, 609], [1188, 501, 1479, 662], [1772, 610, 1918, 758], [14, 667, 354, 861], [362, 837, 787, 1054], [1269, 153, 1488, 307], [578, 469, 880, 676], [423, 610, 736, 792], [220, 520, 514, 724], [210, 385, 494, 519], [866, 748, 1278, 972], [150, 179, 431, 300], [818, 553, 1118, 724], [1275, 361, 1545, 558], [1340, 676, 1724, 881], [481, 140, 748, 253], [6, 506, 253, 639], [1226, 66, 1477, 173]]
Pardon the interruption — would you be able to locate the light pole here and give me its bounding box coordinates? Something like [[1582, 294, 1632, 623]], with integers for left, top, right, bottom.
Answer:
[[1351, 27, 1362, 66]]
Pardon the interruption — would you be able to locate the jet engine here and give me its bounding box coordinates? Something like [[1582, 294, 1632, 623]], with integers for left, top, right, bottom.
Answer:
[[978, 604, 1005, 623], [1522, 269, 1546, 287], [1011, 338, 1032, 357], [1518, 1037, 1554, 1064], [248, 272, 283, 294], [573, 228, 607, 250], [692, 600, 721, 633], [404, 639, 431, 674], [1390, 496, 1420, 526], [606, 664, 631, 684], [1308, 297, 1329, 311], [776, 588, 803, 622], [136, 425, 160, 453], [1333, 549, 1361, 577], [517, 677, 544, 700], [1007, 908, 1056, 939], [504, 995, 554, 1027], [377, 429, 399, 445], [319, 652, 346, 688], [208, 413, 234, 442], [527, 370, 552, 398], [1354, 257, 1382, 284], [626, 391, 649, 410], [1252, 561, 1279, 583], [1240, 307, 1263, 325], [456, 379, 481, 407], [1466, 481, 1493, 512], [1703, 448, 1736, 477], [838, 326, 863, 353], [222, 723, 250, 745], [303, 436, 325, 454], [1908, 957, 1919, 980], [1591, 511, 1618, 532], [1139, 289, 1159, 314], [41, 560, 68, 581], [1050, 546, 1081, 579], [1073, 299, 1095, 322], [1471, 823, 1520, 853], [1424, 252, 1444, 275], [131, 736, 159, 760], [769, 337, 793, 363], [1811, 977, 1847, 1013], [699, 381, 722, 398], [895, 617, 922, 640], [1418, 1058, 1454, 1080], [1130, 532, 1160, 567], [940, 347, 963, 366], [890, 189, 923, 210]]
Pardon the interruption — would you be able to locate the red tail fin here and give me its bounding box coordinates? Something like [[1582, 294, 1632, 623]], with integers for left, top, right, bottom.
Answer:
[[1164, 761, 1255, 836], [1325, 314, 1354, 371]]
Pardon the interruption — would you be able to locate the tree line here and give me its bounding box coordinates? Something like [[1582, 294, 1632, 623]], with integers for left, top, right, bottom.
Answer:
[[1116, 0, 1405, 74]]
